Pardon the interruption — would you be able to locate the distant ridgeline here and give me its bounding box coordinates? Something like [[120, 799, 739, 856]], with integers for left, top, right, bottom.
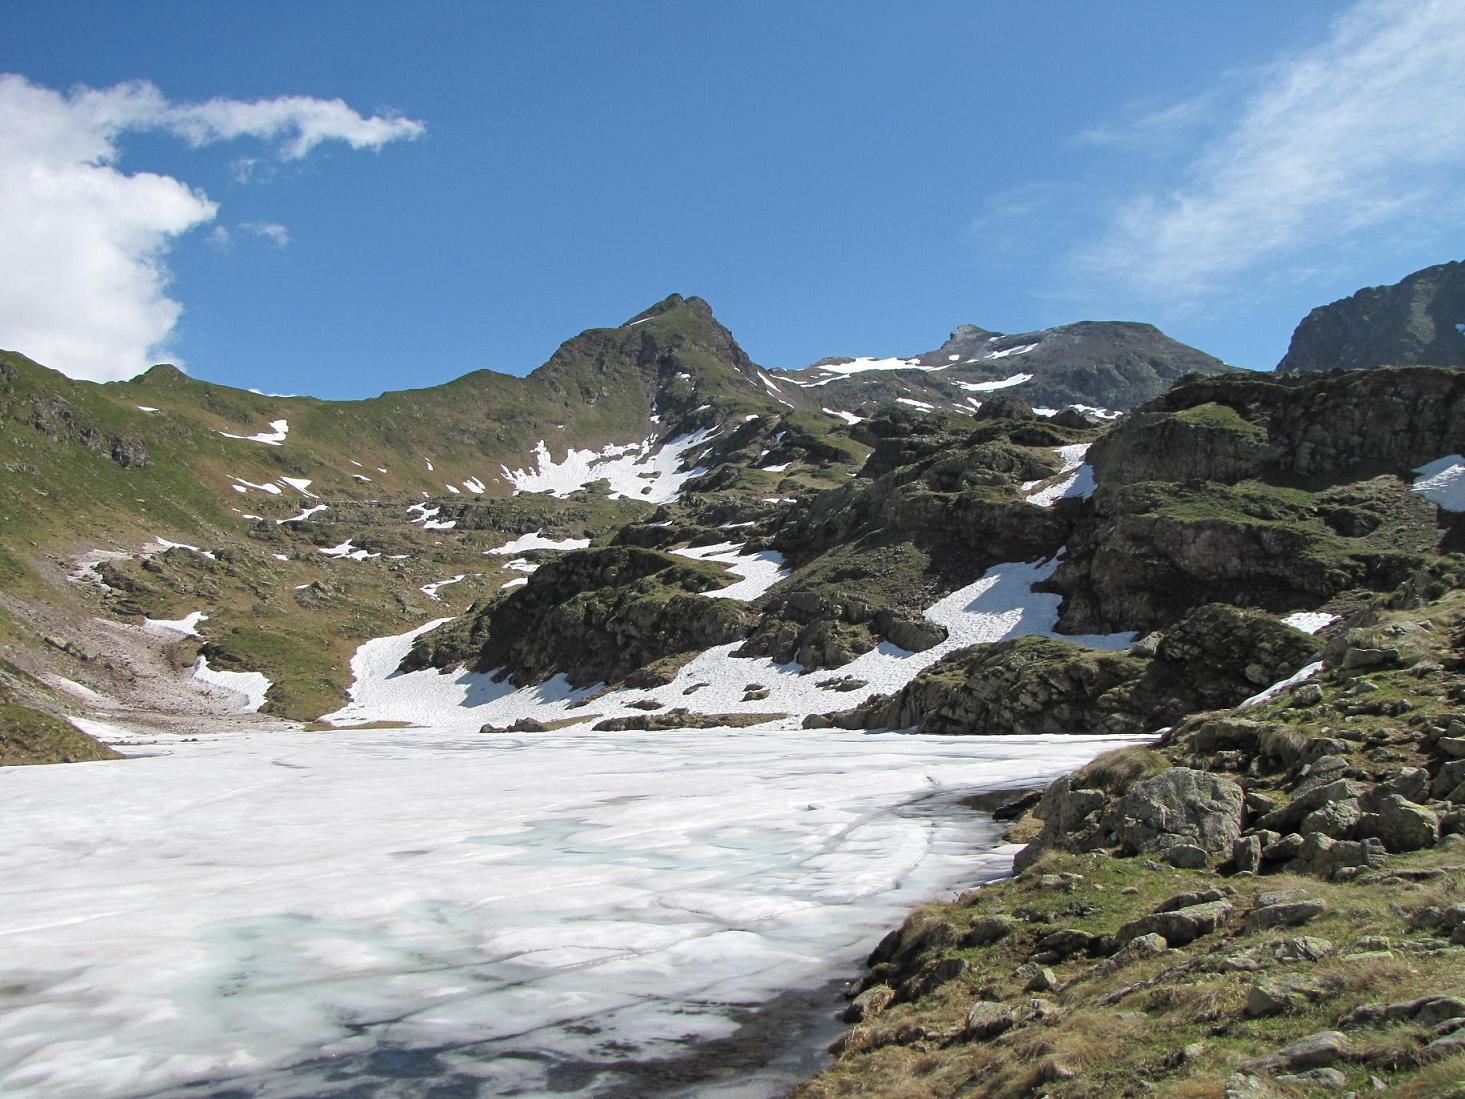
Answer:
[[0, 263, 1461, 759]]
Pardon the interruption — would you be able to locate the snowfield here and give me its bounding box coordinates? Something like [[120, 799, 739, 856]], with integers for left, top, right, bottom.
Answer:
[[322, 555, 1134, 732], [500, 429, 715, 502]]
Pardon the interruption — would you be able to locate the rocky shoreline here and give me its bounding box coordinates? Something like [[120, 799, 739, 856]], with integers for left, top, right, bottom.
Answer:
[[792, 592, 1465, 1097]]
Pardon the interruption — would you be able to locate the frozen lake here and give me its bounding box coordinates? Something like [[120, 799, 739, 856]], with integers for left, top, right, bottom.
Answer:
[[0, 726, 1133, 1097]]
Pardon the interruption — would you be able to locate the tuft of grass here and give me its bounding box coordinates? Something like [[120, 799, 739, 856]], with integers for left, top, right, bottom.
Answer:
[[1072, 745, 1169, 792]]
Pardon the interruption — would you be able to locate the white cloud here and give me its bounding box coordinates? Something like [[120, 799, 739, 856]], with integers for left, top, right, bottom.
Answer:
[[1076, 0, 1465, 303], [0, 74, 423, 382], [239, 221, 290, 248]]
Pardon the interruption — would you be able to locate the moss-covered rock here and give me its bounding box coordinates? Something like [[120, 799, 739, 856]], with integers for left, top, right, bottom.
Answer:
[[404, 546, 754, 687], [810, 604, 1321, 738]]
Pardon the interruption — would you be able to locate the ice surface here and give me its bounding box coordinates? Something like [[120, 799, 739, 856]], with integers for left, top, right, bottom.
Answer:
[[485, 531, 591, 555], [0, 724, 1136, 1099], [501, 430, 715, 502], [1412, 454, 1465, 511], [1282, 611, 1339, 635], [219, 418, 289, 446], [670, 542, 789, 601], [190, 656, 270, 712]]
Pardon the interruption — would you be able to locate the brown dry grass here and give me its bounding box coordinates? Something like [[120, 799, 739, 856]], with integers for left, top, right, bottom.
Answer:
[[1072, 745, 1169, 792], [1394, 1051, 1465, 1098]]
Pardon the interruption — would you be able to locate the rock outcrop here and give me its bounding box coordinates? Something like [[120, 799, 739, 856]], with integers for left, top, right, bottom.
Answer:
[[1276, 259, 1465, 374], [404, 546, 755, 687]]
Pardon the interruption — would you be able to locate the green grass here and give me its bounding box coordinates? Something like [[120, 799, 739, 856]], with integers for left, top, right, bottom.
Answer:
[[1171, 401, 1267, 438], [0, 703, 120, 765]]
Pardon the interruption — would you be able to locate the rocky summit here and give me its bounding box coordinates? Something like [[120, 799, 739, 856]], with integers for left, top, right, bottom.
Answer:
[[4, 266, 1465, 1097], [1277, 259, 1465, 374]]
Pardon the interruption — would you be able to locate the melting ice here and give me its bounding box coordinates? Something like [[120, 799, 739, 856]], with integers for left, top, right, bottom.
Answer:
[[0, 726, 1137, 1098]]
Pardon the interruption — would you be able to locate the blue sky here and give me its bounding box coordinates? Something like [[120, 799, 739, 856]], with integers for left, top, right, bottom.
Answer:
[[4, 1, 1463, 397]]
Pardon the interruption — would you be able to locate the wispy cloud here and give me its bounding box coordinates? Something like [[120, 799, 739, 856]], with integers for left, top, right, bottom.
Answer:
[[0, 75, 423, 382], [1074, 0, 1465, 304], [1073, 93, 1218, 154], [239, 221, 290, 248]]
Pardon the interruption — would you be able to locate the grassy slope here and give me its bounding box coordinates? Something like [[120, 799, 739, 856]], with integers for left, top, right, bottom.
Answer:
[[0, 296, 876, 723], [0, 702, 119, 764]]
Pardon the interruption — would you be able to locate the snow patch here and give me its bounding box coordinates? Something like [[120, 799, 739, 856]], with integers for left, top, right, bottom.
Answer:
[[986, 343, 1038, 360], [277, 504, 328, 525], [328, 555, 1133, 733], [955, 373, 1033, 393], [485, 531, 591, 555], [1282, 612, 1339, 635], [155, 537, 216, 560], [422, 575, 467, 602], [1412, 455, 1465, 511], [823, 408, 864, 425], [500, 430, 716, 503], [219, 419, 289, 446], [191, 656, 270, 712], [142, 610, 208, 638], [319, 540, 380, 561], [1239, 661, 1324, 708], [231, 477, 282, 495], [669, 542, 789, 601], [1022, 444, 1096, 507]]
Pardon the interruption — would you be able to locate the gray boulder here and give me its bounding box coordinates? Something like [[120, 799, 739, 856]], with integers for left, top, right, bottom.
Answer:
[[1240, 1030, 1349, 1074], [965, 1000, 1015, 1040], [1244, 900, 1326, 932], [1358, 793, 1439, 852], [1300, 798, 1361, 839], [1116, 900, 1233, 948], [1108, 768, 1244, 857]]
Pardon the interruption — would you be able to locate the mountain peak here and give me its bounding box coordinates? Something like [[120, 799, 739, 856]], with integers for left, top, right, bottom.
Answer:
[[623, 293, 716, 327], [133, 363, 188, 386], [1276, 259, 1465, 373]]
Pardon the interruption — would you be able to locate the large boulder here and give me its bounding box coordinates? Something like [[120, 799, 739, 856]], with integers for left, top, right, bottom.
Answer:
[[1107, 767, 1245, 858], [1358, 793, 1440, 852]]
